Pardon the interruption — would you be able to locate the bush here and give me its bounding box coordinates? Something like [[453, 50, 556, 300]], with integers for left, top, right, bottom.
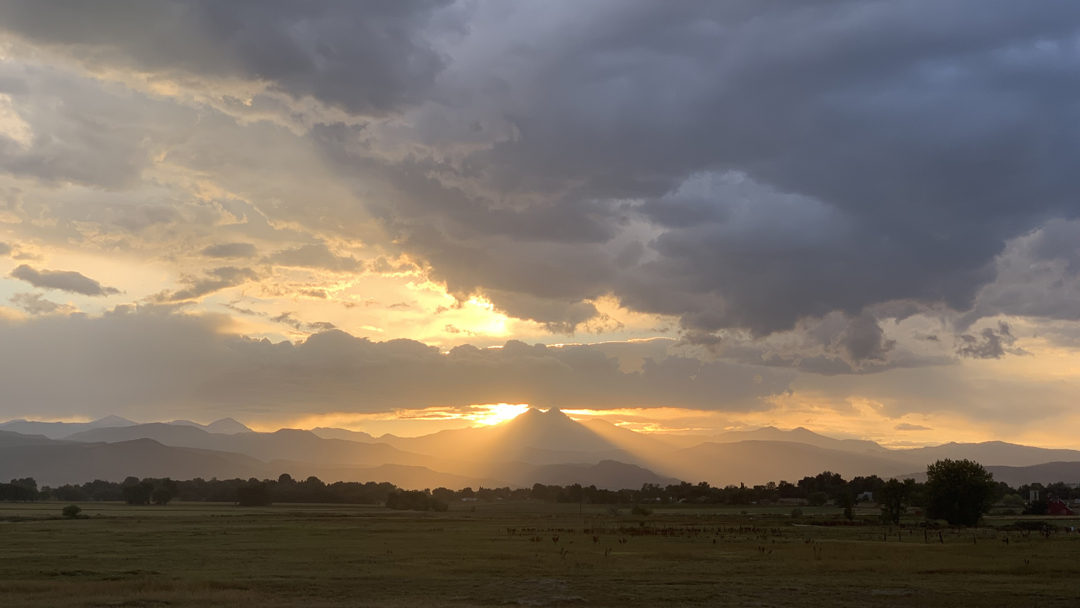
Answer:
[[999, 493, 1026, 509], [631, 505, 652, 516], [61, 504, 82, 519], [1023, 499, 1049, 515], [385, 490, 447, 512], [790, 508, 803, 519], [236, 483, 272, 507], [807, 491, 828, 507]]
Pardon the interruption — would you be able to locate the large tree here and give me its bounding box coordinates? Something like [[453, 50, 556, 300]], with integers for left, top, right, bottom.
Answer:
[[925, 459, 996, 526], [878, 478, 915, 525]]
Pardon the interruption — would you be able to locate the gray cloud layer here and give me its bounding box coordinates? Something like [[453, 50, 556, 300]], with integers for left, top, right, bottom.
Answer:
[[0, 1, 1076, 346], [0, 0, 451, 115], [0, 310, 793, 420], [10, 264, 120, 296], [202, 242, 258, 259], [352, 1, 1076, 335]]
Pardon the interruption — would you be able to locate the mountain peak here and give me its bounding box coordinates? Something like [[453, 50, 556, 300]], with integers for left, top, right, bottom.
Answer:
[[206, 418, 253, 434], [494, 406, 618, 454], [92, 415, 137, 427]]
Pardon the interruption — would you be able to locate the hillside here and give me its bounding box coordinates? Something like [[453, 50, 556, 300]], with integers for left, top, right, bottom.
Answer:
[[903, 461, 1080, 487], [0, 416, 136, 440], [5, 410, 1080, 491], [660, 440, 915, 486], [0, 439, 267, 486], [891, 441, 1080, 468], [67, 424, 438, 469]]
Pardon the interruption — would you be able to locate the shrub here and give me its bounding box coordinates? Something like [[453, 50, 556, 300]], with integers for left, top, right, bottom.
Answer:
[[999, 494, 1026, 509], [807, 491, 828, 507], [236, 483, 272, 507], [631, 505, 652, 516], [385, 490, 446, 512], [790, 508, 803, 519], [61, 505, 82, 519], [1022, 499, 1049, 516]]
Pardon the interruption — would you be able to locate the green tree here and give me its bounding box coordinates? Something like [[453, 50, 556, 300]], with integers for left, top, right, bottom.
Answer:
[[925, 459, 996, 526], [61, 504, 82, 519], [151, 478, 178, 505], [1022, 499, 1049, 515], [236, 482, 272, 507], [879, 478, 915, 524], [835, 490, 855, 520], [122, 481, 154, 505]]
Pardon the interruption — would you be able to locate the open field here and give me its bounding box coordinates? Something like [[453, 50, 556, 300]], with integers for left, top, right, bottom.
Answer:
[[1, 501, 1077, 607]]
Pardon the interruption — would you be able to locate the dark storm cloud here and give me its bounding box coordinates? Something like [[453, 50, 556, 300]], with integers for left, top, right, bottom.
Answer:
[[833, 312, 897, 365], [959, 219, 1080, 326], [267, 243, 363, 273], [8, 292, 73, 315], [0, 61, 195, 190], [202, 242, 258, 259], [155, 266, 259, 302], [202, 331, 793, 412], [348, 0, 1078, 335], [0, 310, 793, 419], [956, 322, 1024, 360], [10, 264, 120, 296], [0, 0, 452, 115], [1, 0, 1076, 344]]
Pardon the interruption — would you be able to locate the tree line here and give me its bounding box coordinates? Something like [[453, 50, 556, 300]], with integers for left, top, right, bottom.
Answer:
[[5, 459, 1076, 526]]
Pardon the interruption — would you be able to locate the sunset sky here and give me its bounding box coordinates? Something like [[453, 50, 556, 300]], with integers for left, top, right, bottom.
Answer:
[[0, 1, 1076, 447]]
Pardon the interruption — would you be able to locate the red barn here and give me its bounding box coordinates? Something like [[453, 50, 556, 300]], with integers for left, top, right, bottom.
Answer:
[[1048, 497, 1075, 516]]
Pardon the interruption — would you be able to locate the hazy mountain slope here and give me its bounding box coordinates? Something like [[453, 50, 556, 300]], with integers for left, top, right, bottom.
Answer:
[[365, 409, 627, 465], [0, 430, 61, 447], [662, 440, 914, 486], [372, 426, 491, 457], [579, 419, 680, 455], [66, 424, 437, 468], [890, 441, 1080, 468], [495, 408, 619, 454], [903, 461, 1080, 487], [20, 412, 1080, 488], [658, 426, 889, 454], [0, 431, 487, 489], [169, 418, 253, 434], [0, 416, 136, 440], [311, 427, 376, 442], [0, 438, 267, 486]]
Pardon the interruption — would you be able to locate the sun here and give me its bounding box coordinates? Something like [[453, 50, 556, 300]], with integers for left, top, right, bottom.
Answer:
[[471, 403, 531, 426]]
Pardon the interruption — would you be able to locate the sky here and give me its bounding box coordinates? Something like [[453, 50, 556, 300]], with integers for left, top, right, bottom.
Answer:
[[0, 1, 1076, 447]]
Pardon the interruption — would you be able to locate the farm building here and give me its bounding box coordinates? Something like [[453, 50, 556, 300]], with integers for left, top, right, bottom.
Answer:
[[1048, 497, 1075, 516]]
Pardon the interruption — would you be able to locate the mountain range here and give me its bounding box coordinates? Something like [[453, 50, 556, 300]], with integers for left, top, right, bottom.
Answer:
[[1, 409, 1078, 490]]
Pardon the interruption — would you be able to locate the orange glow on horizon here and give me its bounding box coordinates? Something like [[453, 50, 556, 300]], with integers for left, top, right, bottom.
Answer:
[[255, 403, 533, 435]]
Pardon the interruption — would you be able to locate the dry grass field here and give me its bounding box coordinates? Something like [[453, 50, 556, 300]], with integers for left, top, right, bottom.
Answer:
[[1, 501, 1077, 607]]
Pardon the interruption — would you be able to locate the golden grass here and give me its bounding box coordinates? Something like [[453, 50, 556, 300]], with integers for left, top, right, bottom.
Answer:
[[0, 501, 1076, 607]]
